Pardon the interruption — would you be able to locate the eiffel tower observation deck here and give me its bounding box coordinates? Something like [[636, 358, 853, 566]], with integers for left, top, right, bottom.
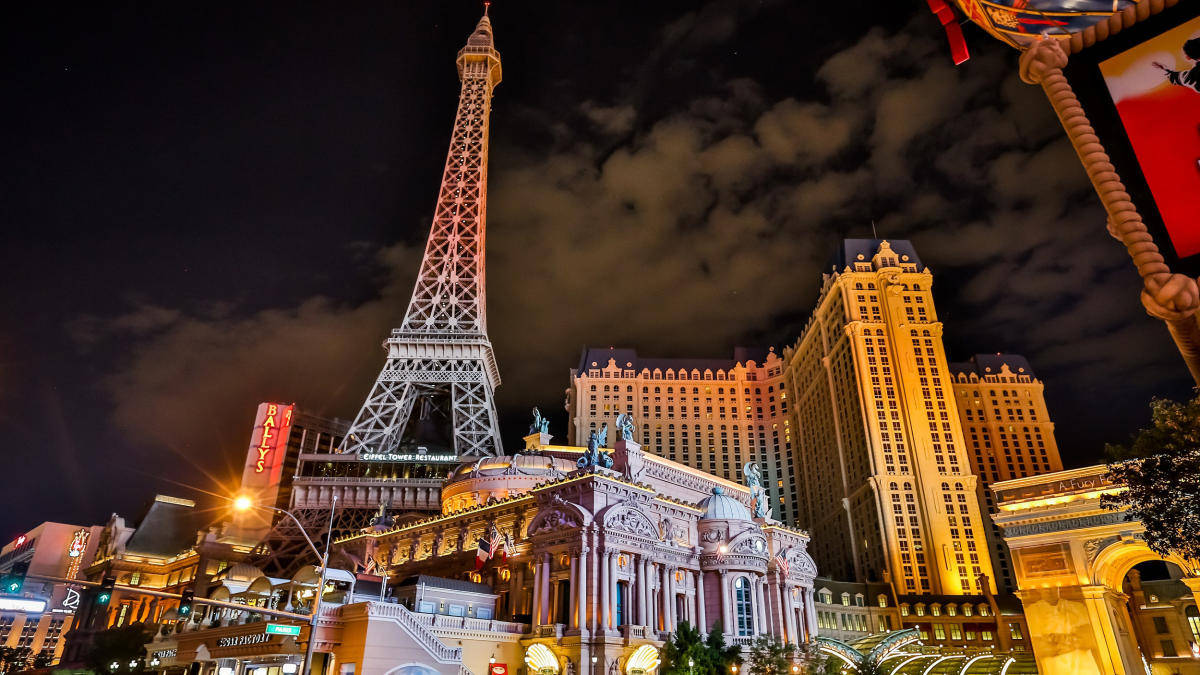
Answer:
[[250, 12, 504, 574]]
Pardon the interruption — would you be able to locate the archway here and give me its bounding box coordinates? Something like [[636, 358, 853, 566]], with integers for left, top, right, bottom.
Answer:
[[993, 466, 1200, 675]]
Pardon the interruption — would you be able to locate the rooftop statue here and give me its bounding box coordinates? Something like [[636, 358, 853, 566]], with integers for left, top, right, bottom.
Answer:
[[579, 422, 613, 469], [616, 412, 636, 442], [743, 462, 772, 519], [529, 406, 550, 435]]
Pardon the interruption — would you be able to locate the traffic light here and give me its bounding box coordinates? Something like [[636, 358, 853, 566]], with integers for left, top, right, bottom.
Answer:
[[178, 588, 194, 617], [96, 576, 115, 606], [0, 561, 29, 595]]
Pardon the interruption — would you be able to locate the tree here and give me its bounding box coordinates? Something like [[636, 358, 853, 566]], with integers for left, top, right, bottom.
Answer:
[[744, 636, 797, 675], [82, 622, 154, 674], [0, 646, 32, 674], [1102, 394, 1200, 561], [659, 623, 741, 675], [32, 650, 54, 669]]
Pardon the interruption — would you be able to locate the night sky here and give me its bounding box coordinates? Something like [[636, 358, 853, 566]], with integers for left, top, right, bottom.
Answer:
[[1, 1, 1192, 538]]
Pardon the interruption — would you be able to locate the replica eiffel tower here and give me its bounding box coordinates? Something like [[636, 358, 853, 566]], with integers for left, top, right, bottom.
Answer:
[[250, 12, 503, 576], [343, 9, 504, 460]]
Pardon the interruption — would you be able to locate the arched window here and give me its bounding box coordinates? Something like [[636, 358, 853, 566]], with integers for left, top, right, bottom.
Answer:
[[978, 604, 990, 617], [877, 594, 888, 608], [841, 592, 850, 606], [899, 603, 910, 617], [962, 604, 973, 617], [915, 603, 926, 616], [733, 577, 754, 636], [930, 603, 941, 617], [1186, 605, 1200, 643]]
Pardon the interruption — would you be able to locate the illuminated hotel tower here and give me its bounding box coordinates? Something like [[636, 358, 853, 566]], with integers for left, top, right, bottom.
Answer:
[[949, 355, 1063, 592], [343, 12, 504, 459], [566, 348, 800, 522], [784, 240, 995, 596]]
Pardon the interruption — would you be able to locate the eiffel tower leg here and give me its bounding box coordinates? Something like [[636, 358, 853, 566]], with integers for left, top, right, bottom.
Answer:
[[451, 380, 502, 457], [379, 382, 418, 455], [345, 378, 417, 455]]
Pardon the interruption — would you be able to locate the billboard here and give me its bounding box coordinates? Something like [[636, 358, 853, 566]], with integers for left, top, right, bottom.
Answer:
[[1064, 1, 1200, 274], [1099, 15, 1200, 258]]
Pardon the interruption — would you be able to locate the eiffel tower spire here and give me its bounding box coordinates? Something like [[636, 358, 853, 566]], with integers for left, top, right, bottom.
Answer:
[[343, 12, 504, 458]]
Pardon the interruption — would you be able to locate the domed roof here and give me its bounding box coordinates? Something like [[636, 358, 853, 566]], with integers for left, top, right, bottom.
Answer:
[[698, 487, 751, 521], [446, 453, 576, 481]]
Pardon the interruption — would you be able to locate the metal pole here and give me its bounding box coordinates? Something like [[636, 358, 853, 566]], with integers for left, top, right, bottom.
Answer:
[[302, 495, 337, 675]]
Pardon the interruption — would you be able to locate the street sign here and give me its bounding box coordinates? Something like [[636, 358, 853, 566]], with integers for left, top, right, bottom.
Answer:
[[265, 623, 302, 636]]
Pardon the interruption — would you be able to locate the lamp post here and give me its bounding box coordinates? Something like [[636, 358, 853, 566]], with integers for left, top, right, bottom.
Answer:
[[234, 494, 337, 675], [591, 655, 598, 675], [688, 658, 694, 675]]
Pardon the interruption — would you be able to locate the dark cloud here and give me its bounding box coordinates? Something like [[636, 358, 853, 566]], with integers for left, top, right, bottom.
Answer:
[[66, 7, 1193, 503]]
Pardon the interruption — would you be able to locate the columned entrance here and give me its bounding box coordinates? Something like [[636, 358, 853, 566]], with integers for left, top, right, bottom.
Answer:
[[993, 466, 1200, 675]]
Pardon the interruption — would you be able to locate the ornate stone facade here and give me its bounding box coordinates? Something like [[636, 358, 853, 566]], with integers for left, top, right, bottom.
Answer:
[[338, 436, 819, 675]]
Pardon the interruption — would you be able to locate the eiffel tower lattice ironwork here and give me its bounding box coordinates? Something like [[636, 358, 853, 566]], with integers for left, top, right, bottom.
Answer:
[[343, 12, 504, 459]]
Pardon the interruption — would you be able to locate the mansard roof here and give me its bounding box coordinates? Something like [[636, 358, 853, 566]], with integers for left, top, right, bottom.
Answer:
[[576, 346, 770, 374], [948, 353, 1036, 379], [828, 238, 923, 272]]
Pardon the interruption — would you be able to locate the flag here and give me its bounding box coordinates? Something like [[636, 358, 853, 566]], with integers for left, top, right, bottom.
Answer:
[[502, 532, 515, 561], [490, 528, 504, 561], [364, 556, 378, 576], [774, 553, 789, 578], [475, 537, 494, 570]]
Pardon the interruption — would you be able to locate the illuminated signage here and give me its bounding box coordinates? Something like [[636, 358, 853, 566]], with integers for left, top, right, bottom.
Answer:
[[13, 535, 26, 547], [0, 597, 46, 613], [152, 650, 177, 659], [65, 528, 90, 581], [264, 623, 301, 636], [360, 452, 458, 463], [217, 633, 270, 647], [255, 404, 294, 474], [61, 588, 81, 611]]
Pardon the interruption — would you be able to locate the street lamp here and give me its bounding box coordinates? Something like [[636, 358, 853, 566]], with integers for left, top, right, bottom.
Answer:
[[731, 666, 738, 675], [688, 658, 694, 675], [109, 661, 119, 672], [233, 494, 337, 675], [591, 655, 598, 675]]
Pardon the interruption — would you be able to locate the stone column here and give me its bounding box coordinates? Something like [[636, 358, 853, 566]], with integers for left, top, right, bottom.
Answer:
[[782, 584, 798, 643], [578, 545, 589, 634], [755, 576, 768, 637], [541, 554, 553, 626], [610, 552, 620, 628], [660, 564, 670, 632], [600, 550, 610, 632], [696, 569, 707, 633], [531, 559, 543, 626], [513, 563, 525, 617], [803, 586, 817, 641], [667, 567, 677, 632], [720, 571, 732, 637], [569, 552, 579, 629], [637, 556, 648, 626]]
